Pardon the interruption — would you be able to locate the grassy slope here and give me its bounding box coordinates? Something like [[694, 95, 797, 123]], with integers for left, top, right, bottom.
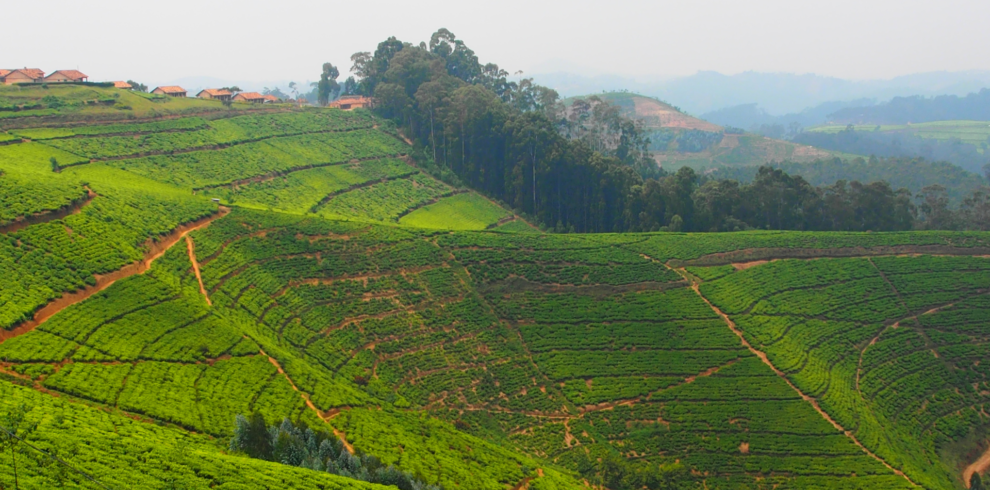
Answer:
[[0, 93, 988, 489]]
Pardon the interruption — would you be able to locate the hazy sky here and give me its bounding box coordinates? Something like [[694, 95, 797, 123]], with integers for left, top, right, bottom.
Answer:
[[4, 0, 989, 86]]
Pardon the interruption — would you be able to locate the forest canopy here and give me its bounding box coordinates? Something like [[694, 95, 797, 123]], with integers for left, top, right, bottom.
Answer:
[[352, 29, 989, 233]]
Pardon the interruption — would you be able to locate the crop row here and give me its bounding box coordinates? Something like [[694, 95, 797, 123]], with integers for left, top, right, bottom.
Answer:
[[0, 173, 88, 225], [398, 192, 510, 230], [40, 110, 375, 159], [111, 129, 407, 189], [697, 256, 989, 489], [202, 158, 418, 215], [0, 178, 214, 329], [0, 380, 380, 489], [318, 174, 452, 222], [11, 117, 207, 140]]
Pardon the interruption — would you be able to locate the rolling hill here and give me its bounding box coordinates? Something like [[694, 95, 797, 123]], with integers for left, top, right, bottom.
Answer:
[[1, 83, 989, 490], [586, 92, 845, 171]]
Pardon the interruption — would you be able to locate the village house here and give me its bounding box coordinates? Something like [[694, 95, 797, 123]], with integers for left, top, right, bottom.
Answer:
[[151, 86, 187, 97], [2, 68, 45, 85], [197, 88, 233, 102], [329, 95, 374, 110], [44, 70, 88, 83], [262, 95, 280, 104], [112, 81, 133, 89], [232, 92, 265, 103]]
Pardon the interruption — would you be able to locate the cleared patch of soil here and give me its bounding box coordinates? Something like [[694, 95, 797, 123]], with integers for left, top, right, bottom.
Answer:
[[630, 97, 722, 132], [964, 443, 990, 488], [732, 260, 768, 271]]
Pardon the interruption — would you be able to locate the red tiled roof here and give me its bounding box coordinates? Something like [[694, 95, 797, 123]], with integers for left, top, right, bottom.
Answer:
[[6, 68, 45, 80], [197, 88, 232, 97], [46, 69, 88, 81], [329, 96, 374, 108], [234, 92, 264, 100], [0, 70, 11, 78], [153, 86, 186, 94], [113, 81, 132, 89], [261, 95, 279, 102]]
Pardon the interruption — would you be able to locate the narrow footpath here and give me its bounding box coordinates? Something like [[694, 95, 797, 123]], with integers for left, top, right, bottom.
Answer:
[[669, 265, 918, 487], [0, 207, 229, 343]]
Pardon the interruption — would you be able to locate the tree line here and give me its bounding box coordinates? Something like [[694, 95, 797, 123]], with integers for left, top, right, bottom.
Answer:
[[828, 88, 990, 125], [793, 126, 990, 175], [229, 412, 441, 490], [344, 29, 988, 233]]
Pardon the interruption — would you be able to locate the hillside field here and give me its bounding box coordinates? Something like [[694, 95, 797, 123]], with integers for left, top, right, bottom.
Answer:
[[808, 120, 990, 152], [0, 84, 989, 490]]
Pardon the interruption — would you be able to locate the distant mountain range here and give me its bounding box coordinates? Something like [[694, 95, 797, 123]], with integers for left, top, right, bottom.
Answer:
[[531, 70, 990, 116]]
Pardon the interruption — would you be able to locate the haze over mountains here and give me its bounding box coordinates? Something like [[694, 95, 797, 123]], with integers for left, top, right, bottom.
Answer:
[[532, 70, 990, 116]]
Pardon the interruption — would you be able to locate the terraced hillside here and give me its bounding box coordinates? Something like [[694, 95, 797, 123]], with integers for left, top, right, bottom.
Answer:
[[1, 84, 989, 489]]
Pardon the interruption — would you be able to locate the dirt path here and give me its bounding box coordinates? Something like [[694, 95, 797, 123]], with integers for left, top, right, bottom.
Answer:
[[674, 245, 990, 268], [258, 348, 356, 454], [964, 443, 990, 488], [0, 207, 228, 344], [185, 236, 211, 306], [672, 266, 918, 487], [0, 187, 96, 235]]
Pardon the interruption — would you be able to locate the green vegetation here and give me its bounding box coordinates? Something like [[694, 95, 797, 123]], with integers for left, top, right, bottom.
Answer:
[[808, 120, 990, 148], [10, 116, 208, 140], [0, 381, 389, 489], [203, 158, 417, 214], [696, 255, 990, 489], [1, 58, 989, 490], [399, 192, 511, 230]]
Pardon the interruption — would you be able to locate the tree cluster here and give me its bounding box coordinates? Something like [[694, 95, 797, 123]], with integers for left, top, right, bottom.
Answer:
[[349, 29, 981, 233], [793, 125, 990, 174], [229, 412, 441, 490], [828, 88, 990, 125], [915, 184, 990, 231]]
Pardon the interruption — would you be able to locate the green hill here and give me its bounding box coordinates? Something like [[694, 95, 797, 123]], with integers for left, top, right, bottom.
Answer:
[[1, 84, 989, 490]]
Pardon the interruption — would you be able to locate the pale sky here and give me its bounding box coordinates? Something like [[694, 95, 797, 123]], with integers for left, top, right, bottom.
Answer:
[[4, 0, 989, 86]]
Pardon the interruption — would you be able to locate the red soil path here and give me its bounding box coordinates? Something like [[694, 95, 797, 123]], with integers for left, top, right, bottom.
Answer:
[[964, 443, 990, 488], [673, 267, 918, 487], [185, 235, 211, 306], [0, 207, 229, 343], [0, 187, 96, 235]]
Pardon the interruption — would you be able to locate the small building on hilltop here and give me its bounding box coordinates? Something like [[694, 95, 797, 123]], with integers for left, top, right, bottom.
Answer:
[[329, 95, 374, 110], [2, 68, 45, 85], [112, 81, 133, 89], [45, 70, 88, 83], [232, 92, 265, 103], [151, 86, 187, 97], [261, 95, 280, 104], [197, 88, 232, 102]]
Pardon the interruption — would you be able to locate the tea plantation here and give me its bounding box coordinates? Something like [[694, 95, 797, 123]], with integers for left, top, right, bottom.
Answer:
[[1, 85, 989, 489]]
